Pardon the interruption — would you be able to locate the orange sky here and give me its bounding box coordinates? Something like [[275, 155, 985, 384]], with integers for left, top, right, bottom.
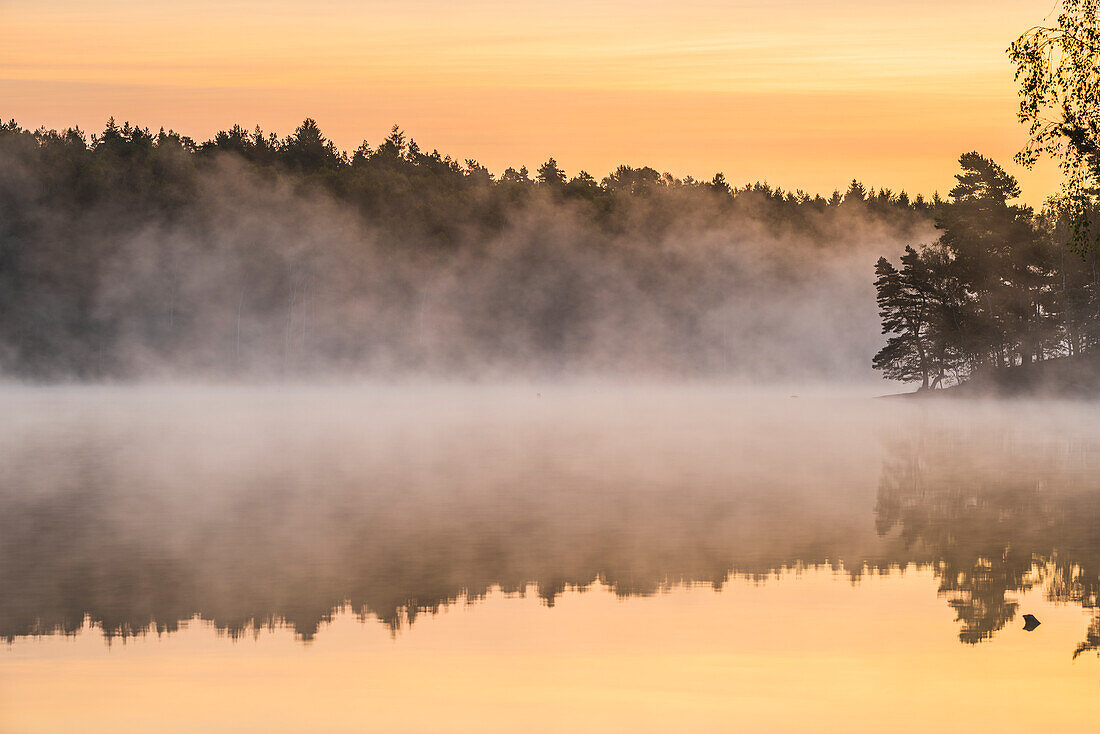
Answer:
[[0, 0, 1063, 203]]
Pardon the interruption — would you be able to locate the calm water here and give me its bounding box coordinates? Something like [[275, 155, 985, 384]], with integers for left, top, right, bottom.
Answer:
[[2, 385, 1100, 733]]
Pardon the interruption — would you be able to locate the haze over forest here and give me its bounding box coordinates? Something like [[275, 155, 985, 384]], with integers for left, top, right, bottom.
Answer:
[[3, 1, 1100, 386], [0, 117, 935, 381]]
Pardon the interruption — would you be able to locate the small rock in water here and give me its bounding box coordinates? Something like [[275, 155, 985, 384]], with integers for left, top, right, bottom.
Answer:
[[1022, 614, 1041, 631]]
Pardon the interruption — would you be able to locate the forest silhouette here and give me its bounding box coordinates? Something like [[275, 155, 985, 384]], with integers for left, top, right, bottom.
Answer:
[[0, 117, 931, 380], [871, 0, 1100, 392], [4, 4, 1100, 385], [872, 153, 1100, 391], [5, 116, 1100, 387]]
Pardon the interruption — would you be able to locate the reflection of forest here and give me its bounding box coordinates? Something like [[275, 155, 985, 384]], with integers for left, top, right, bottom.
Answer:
[[3, 397, 1100, 658], [875, 425, 1100, 654], [0, 439, 883, 641]]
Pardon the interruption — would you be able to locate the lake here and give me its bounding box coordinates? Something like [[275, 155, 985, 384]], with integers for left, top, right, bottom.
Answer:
[[2, 385, 1099, 733]]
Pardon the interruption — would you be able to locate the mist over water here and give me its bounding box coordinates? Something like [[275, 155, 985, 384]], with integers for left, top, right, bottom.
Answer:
[[3, 385, 1100, 653]]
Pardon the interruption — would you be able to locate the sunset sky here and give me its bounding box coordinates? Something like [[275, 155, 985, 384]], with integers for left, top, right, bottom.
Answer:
[[1, 0, 1062, 203]]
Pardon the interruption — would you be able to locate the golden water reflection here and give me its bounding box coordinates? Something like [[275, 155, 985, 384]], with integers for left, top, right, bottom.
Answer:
[[3, 572, 1099, 734]]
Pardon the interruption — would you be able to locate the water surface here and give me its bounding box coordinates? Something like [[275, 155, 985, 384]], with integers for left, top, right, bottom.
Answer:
[[2, 385, 1099, 732]]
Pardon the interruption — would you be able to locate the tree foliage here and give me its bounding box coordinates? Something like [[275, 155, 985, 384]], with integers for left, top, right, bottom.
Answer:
[[0, 116, 931, 380], [1009, 0, 1100, 252], [873, 152, 1097, 386]]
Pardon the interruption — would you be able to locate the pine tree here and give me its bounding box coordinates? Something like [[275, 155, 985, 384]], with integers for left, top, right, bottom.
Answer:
[[873, 252, 933, 388]]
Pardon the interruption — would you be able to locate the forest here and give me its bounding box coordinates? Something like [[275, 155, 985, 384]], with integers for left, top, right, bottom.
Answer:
[[3, 5, 1100, 387], [872, 0, 1100, 390], [0, 116, 932, 380], [3, 10, 1099, 385], [3, 115, 1098, 387], [871, 152, 1100, 389]]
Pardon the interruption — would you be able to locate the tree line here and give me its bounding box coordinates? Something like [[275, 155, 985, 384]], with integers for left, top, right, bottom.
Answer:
[[1, 116, 936, 224], [874, 0, 1100, 389], [0, 116, 931, 379], [872, 152, 1100, 388]]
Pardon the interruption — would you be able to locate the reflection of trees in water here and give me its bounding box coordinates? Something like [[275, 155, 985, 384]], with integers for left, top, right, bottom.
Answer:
[[5, 409, 1100, 658], [874, 426, 1100, 650], [0, 482, 875, 642], [0, 422, 884, 642]]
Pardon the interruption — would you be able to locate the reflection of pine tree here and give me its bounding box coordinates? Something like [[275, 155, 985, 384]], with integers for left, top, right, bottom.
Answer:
[[875, 424, 1100, 647], [1074, 614, 1100, 660], [939, 554, 1028, 644]]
